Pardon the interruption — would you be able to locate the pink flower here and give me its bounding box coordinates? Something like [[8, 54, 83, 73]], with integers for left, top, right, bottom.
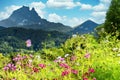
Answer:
[[29, 54, 33, 58], [3, 66, 9, 71], [82, 72, 90, 78], [93, 78, 96, 80], [83, 77, 88, 80], [71, 69, 78, 74], [38, 64, 46, 69], [89, 68, 95, 73], [4, 63, 16, 71], [23, 55, 27, 59], [84, 53, 90, 58], [59, 58, 64, 61], [59, 63, 70, 69], [54, 57, 65, 63], [61, 70, 70, 76], [33, 67, 39, 72], [70, 56, 77, 61], [26, 39, 32, 47], [12, 78, 17, 80]]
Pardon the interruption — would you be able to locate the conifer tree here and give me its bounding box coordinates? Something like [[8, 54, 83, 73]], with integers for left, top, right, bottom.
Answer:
[[104, 0, 120, 35]]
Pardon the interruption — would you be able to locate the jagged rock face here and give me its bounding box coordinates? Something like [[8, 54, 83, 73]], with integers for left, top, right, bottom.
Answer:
[[0, 6, 72, 33], [0, 6, 41, 27], [6, 6, 41, 26]]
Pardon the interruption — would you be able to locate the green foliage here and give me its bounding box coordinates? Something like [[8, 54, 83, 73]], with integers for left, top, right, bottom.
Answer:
[[104, 0, 120, 36], [0, 27, 69, 53], [0, 34, 120, 80]]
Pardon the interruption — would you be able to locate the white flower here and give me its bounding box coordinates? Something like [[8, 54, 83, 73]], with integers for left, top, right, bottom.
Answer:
[[57, 56, 61, 59], [29, 60, 32, 63], [36, 55, 41, 60], [112, 48, 118, 51], [76, 63, 80, 66], [117, 54, 120, 57], [76, 46, 80, 50], [72, 34, 77, 37], [104, 40, 109, 43], [64, 54, 69, 57], [81, 35, 85, 39]]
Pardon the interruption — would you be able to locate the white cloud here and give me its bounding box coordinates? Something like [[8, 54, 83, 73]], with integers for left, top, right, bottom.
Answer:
[[89, 0, 111, 23], [68, 17, 86, 27], [29, 2, 46, 18], [46, 0, 77, 9], [93, 3, 107, 11], [81, 4, 92, 10], [91, 11, 106, 23], [48, 13, 86, 27], [77, 2, 92, 10], [48, 13, 62, 22], [0, 5, 21, 20], [91, 11, 106, 17], [100, 0, 111, 4]]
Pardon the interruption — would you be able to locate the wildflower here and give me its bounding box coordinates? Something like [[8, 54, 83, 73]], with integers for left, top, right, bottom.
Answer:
[[59, 58, 64, 61], [72, 34, 77, 37], [84, 53, 90, 58], [59, 63, 70, 69], [112, 48, 118, 51], [29, 54, 33, 58], [117, 54, 120, 57], [36, 55, 41, 60], [64, 54, 69, 57], [71, 69, 78, 74], [33, 67, 39, 72], [26, 39, 32, 47], [93, 78, 96, 80], [70, 55, 77, 61], [76, 46, 80, 50], [3, 66, 9, 71], [83, 77, 88, 80], [82, 72, 90, 78], [89, 68, 95, 73], [12, 78, 17, 80], [54, 57, 65, 63], [23, 55, 27, 59], [38, 64, 46, 69], [76, 63, 80, 66], [29, 59, 33, 63], [4, 63, 16, 71], [61, 70, 70, 76]]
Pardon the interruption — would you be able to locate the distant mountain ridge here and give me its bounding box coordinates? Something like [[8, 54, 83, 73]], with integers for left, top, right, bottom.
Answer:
[[0, 6, 72, 33], [71, 20, 99, 34], [0, 27, 69, 50], [0, 26, 5, 30]]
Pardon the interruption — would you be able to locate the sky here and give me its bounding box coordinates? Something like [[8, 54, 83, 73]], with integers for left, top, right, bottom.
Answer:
[[0, 0, 111, 27]]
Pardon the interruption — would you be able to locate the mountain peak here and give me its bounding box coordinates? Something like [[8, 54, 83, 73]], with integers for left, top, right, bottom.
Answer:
[[31, 7, 35, 11], [72, 20, 99, 34], [0, 6, 72, 33], [21, 6, 30, 11]]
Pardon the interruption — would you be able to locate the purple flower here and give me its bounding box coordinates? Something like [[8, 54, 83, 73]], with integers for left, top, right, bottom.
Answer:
[[93, 78, 96, 80], [38, 64, 46, 69], [89, 68, 95, 73], [61, 70, 70, 76], [54, 57, 65, 63], [26, 39, 32, 47], [59, 63, 70, 69], [84, 53, 90, 58], [4, 63, 16, 71], [71, 69, 78, 74], [3, 66, 9, 71]]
